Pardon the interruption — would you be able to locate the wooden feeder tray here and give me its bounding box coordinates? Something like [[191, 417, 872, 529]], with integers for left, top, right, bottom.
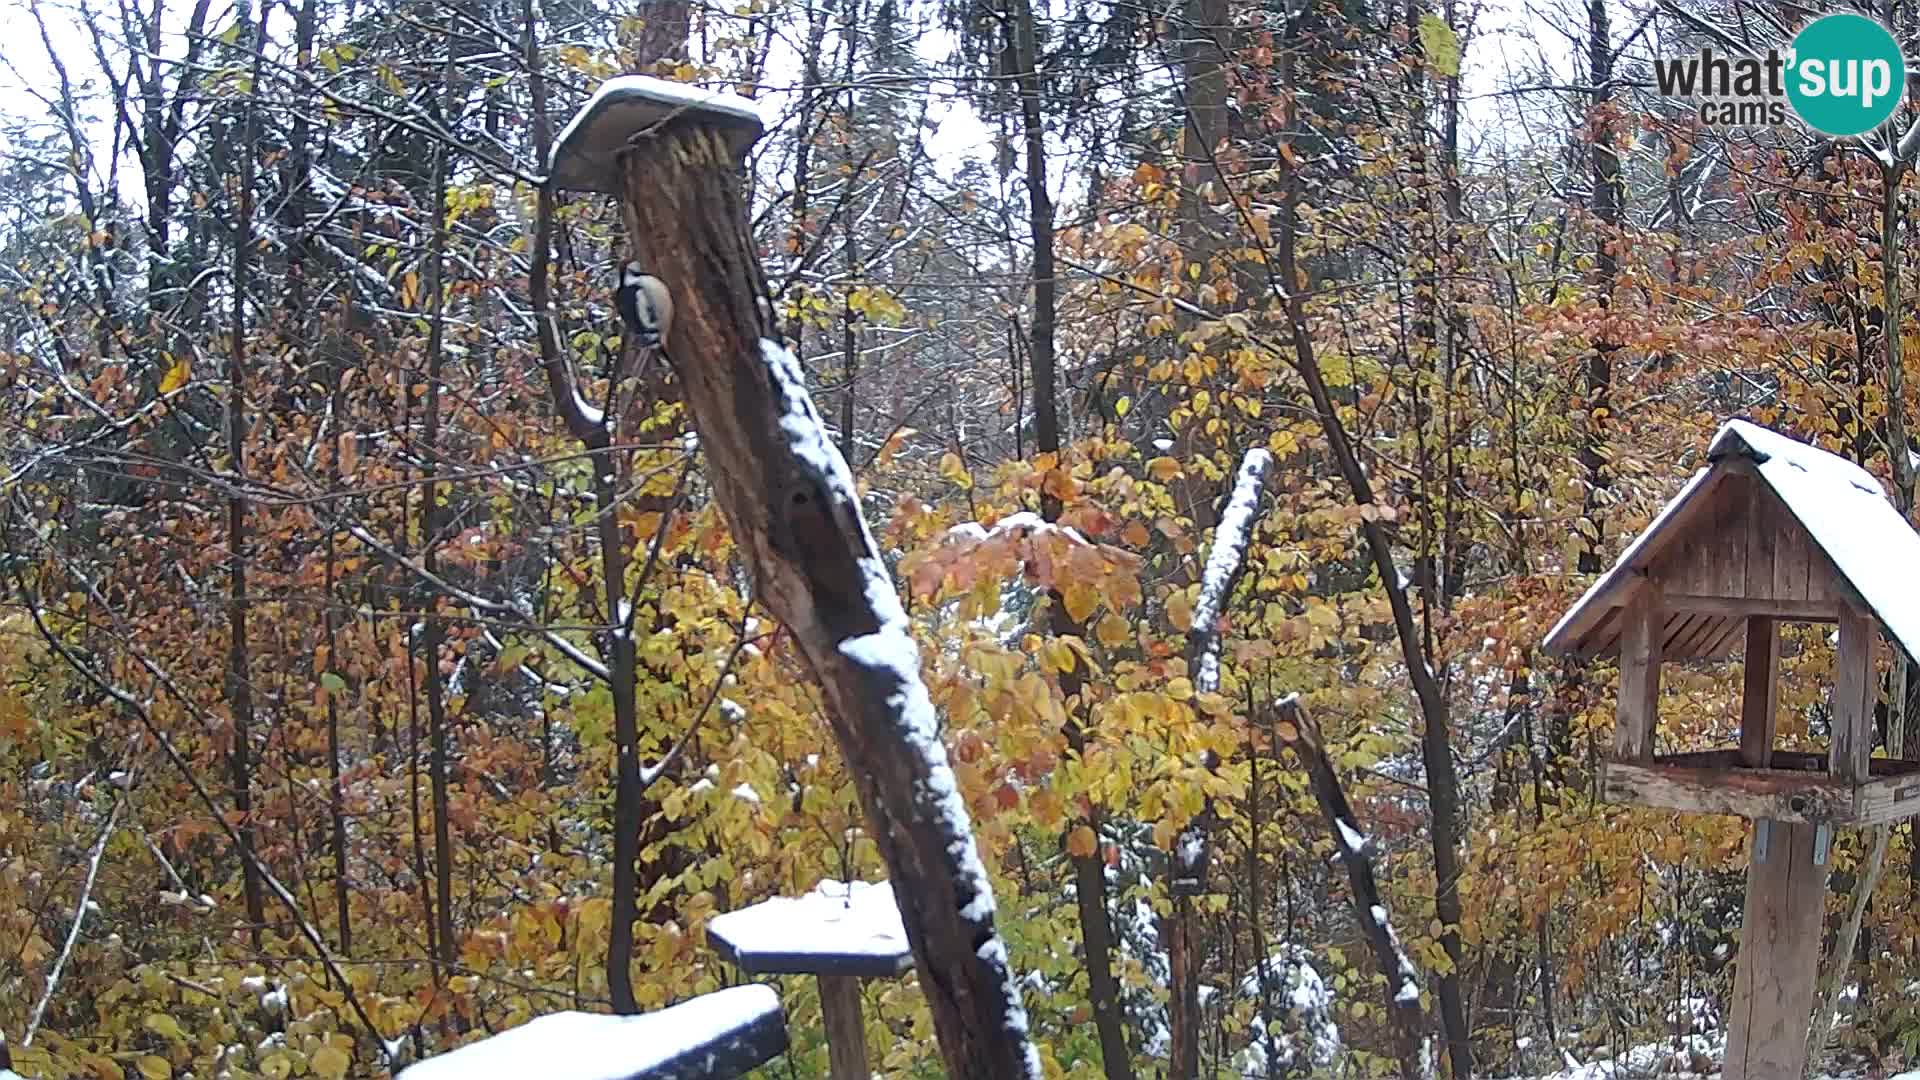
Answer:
[[398, 985, 788, 1080], [706, 881, 911, 1080], [1604, 750, 1920, 825]]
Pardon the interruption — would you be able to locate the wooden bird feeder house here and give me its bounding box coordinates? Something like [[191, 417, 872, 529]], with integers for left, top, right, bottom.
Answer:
[[1544, 419, 1920, 1078]]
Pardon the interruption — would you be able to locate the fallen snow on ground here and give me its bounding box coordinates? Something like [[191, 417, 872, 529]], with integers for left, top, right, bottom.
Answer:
[[1234, 948, 1340, 1076], [1498, 1031, 1920, 1080], [1505, 1034, 1721, 1080]]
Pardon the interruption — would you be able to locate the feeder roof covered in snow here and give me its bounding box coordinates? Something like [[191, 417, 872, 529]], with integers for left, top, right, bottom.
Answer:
[[548, 76, 767, 194], [707, 879, 912, 978], [1543, 419, 1920, 663], [397, 984, 786, 1080]]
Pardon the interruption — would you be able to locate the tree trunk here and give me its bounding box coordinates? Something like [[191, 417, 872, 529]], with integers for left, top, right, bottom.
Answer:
[[1274, 59, 1471, 1074], [1811, 158, 1913, 1068], [225, 0, 268, 949], [521, 5, 648, 1013], [1578, 0, 1619, 574], [421, 129, 459, 980], [324, 519, 351, 956], [612, 115, 1040, 1079], [1005, 0, 1132, 1071]]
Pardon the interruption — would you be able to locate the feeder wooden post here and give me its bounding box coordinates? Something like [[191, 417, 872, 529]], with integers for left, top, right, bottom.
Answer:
[[1614, 582, 1662, 761], [818, 975, 870, 1080], [1739, 618, 1777, 769], [1725, 820, 1824, 1080], [1833, 602, 1877, 785]]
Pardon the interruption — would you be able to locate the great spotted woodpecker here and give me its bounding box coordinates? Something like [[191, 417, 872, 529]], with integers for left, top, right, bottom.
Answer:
[[615, 261, 672, 348]]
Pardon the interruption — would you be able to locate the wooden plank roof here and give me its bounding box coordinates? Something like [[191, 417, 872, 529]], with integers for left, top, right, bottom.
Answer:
[[1543, 420, 1920, 662]]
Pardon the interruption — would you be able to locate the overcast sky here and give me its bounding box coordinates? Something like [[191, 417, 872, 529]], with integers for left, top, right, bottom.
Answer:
[[0, 0, 1585, 219]]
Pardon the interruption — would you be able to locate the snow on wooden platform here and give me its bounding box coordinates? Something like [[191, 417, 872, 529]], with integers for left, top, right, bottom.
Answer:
[[398, 985, 786, 1080], [548, 76, 767, 193], [707, 879, 913, 978]]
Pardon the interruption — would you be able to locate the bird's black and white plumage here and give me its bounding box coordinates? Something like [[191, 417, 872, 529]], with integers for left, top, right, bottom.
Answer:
[[615, 261, 673, 348]]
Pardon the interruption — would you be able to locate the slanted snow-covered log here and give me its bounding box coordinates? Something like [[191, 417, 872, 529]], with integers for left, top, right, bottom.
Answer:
[[398, 985, 787, 1080], [546, 77, 1039, 1080], [1165, 447, 1272, 1080], [1268, 695, 1425, 1078]]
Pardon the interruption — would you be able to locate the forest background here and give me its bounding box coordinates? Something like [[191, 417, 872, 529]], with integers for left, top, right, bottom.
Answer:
[[0, 0, 1916, 1073]]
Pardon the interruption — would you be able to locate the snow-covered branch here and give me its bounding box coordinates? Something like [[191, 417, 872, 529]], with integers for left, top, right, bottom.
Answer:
[[23, 795, 122, 1047], [1269, 694, 1428, 1078], [1190, 447, 1273, 694]]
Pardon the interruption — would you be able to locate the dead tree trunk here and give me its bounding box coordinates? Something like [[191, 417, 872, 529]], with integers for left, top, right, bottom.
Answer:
[[225, 1, 268, 948], [605, 105, 1040, 1080], [1270, 696, 1427, 1077], [1004, 0, 1131, 1066], [1167, 447, 1272, 1076]]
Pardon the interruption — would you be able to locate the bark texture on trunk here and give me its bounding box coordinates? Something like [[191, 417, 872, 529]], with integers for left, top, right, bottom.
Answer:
[[225, 2, 268, 947], [1006, 0, 1132, 1069], [1275, 85, 1471, 1075], [1578, 0, 1619, 574], [613, 121, 1040, 1080]]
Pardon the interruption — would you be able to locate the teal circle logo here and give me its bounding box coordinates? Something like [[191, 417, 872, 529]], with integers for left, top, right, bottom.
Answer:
[[1786, 14, 1905, 137]]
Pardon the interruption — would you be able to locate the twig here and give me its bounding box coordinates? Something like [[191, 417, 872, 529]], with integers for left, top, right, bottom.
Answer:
[[23, 796, 124, 1046]]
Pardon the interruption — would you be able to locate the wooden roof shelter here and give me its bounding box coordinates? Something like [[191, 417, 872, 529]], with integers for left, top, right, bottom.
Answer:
[[1546, 420, 1920, 665], [1544, 419, 1920, 1080]]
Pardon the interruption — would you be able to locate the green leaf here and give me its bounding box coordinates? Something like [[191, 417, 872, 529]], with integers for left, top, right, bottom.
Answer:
[[320, 672, 347, 694], [1418, 13, 1461, 77]]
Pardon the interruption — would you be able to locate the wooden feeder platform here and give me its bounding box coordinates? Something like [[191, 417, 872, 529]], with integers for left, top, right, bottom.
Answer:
[[707, 880, 911, 1080], [1604, 749, 1920, 825], [398, 984, 788, 1080]]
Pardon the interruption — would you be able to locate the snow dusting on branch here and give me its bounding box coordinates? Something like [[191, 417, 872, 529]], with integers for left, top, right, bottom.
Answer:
[[1191, 448, 1273, 694], [757, 337, 1043, 1077], [1270, 694, 1428, 1075]]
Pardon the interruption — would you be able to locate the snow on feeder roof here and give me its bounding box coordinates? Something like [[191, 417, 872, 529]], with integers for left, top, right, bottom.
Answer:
[[548, 76, 767, 194], [1544, 418, 1920, 664], [707, 879, 911, 978], [397, 984, 786, 1080]]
